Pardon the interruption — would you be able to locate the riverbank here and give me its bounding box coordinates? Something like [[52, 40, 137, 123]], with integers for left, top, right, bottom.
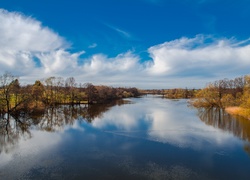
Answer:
[[225, 107, 250, 120]]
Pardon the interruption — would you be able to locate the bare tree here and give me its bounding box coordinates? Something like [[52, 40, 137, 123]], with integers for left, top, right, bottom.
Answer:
[[84, 83, 97, 104], [65, 77, 77, 104]]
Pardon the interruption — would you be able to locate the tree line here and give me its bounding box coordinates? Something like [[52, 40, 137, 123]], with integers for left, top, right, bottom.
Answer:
[[0, 72, 140, 114], [189, 75, 250, 119], [140, 88, 197, 99]]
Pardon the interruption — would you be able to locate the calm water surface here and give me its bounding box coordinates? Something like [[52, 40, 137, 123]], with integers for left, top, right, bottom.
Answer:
[[1, 95, 250, 179]]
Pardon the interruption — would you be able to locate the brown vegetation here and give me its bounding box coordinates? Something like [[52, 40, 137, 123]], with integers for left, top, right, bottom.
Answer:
[[140, 88, 197, 99], [190, 75, 250, 120], [225, 107, 242, 115], [0, 72, 141, 114]]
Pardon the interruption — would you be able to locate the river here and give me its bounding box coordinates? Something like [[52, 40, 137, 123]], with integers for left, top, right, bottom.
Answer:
[[1, 95, 250, 179]]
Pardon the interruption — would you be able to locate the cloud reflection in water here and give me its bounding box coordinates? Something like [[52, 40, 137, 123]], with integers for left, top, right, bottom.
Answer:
[[90, 96, 240, 150]]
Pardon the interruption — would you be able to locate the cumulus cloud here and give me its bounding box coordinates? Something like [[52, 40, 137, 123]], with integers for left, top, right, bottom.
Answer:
[[147, 35, 250, 78], [81, 36, 250, 87], [0, 9, 66, 52], [1, 8, 250, 88], [83, 52, 140, 75], [35, 50, 84, 74], [0, 9, 70, 75]]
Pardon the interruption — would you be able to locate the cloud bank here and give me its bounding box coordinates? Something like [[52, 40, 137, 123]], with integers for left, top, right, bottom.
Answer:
[[147, 36, 250, 77], [0, 9, 250, 88]]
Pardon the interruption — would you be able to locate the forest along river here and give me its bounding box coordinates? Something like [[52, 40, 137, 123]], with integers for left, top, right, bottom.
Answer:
[[1, 95, 250, 179]]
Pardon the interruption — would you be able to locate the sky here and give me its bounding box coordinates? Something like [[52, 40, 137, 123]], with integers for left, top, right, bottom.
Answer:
[[0, 0, 250, 89]]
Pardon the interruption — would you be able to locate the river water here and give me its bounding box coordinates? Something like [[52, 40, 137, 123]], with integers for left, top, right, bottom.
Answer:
[[1, 95, 250, 179]]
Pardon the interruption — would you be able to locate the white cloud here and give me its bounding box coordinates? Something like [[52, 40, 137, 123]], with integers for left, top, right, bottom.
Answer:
[[0, 9, 67, 52], [35, 49, 84, 74], [83, 52, 140, 75], [147, 35, 250, 78], [1, 8, 250, 88], [0, 9, 70, 75]]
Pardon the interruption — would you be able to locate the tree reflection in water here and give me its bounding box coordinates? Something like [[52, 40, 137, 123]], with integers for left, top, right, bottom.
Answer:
[[0, 113, 32, 154], [0, 100, 128, 154], [198, 108, 250, 155]]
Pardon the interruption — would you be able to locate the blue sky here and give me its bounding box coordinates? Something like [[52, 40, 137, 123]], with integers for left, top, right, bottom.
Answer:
[[0, 0, 250, 88]]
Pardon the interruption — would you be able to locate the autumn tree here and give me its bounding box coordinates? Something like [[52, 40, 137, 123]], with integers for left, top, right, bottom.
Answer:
[[65, 77, 77, 104], [9, 79, 21, 110], [43, 77, 55, 105], [0, 72, 16, 113], [84, 83, 98, 104], [53, 77, 64, 104], [190, 84, 221, 108], [190, 76, 247, 108], [32, 80, 45, 107], [240, 75, 250, 110]]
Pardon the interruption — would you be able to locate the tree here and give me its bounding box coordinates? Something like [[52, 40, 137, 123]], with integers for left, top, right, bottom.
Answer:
[[54, 77, 64, 104], [43, 77, 55, 105], [190, 84, 221, 108], [32, 80, 45, 107], [65, 77, 77, 104], [190, 76, 248, 109], [9, 79, 21, 111], [84, 83, 98, 104], [0, 72, 16, 113]]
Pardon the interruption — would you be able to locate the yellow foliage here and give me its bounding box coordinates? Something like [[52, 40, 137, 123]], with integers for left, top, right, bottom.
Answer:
[[191, 86, 221, 108], [221, 94, 235, 107]]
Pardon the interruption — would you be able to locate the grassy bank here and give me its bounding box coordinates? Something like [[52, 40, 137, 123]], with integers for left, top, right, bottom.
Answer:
[[225, 107, 250, 120]]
